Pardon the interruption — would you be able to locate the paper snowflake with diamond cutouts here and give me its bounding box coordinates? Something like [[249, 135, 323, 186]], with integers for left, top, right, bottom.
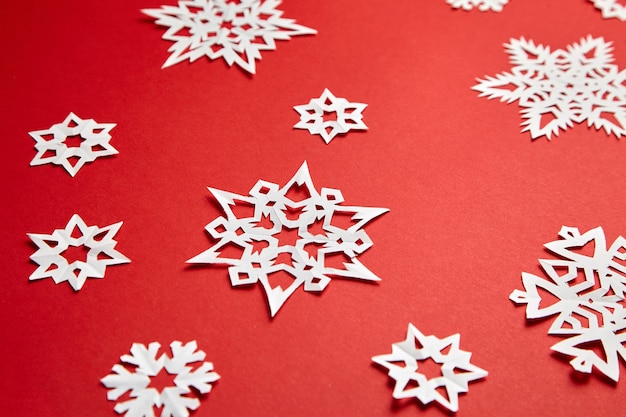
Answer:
[[187, 161, 388, 317], [29, 112, 118, 177], [102, 341, 220, 417], [142, 0, 316, 74], [473, 36, 626, 139], [293, 89, 368, 144], [510, 226, 626, 381], [591, 0, 626, 20], [28, 214, 130, 291], [372, 324, 487, 413], [447, 0, 508, 11]]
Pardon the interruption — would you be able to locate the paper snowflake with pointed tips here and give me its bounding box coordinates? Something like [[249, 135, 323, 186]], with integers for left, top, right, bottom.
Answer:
[[187, 161, 388, 317], [447, 0, 508, 11], [28, 214, 130, 291], [142, 0, 316, 74], [293, 89, 368, 144], [591, 0, 626, 21], [29, 112, 118, 177], [473, 36, 626, 139], [372, 324, 487, 412], [510, 226, 626, 381], [102, 341, 220, 417]]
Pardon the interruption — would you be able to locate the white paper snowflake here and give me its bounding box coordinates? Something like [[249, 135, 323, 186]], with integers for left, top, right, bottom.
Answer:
[[293, 89, 368, 144], [473, 36, 626, 139], [187, 161, 388, 317], [447, 0, 509, 12], [591, 0, 626, 21], [510, 226, 626, 381], [29, 112, 118, 177], [28, 214, 130, 291], [142, 0, 316, 74], [102, 341, 220, 417], [372, 324, 488, 412]]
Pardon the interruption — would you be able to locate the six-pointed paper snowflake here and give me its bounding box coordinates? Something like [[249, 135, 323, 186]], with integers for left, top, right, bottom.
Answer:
[[102, 341, 220, 417], [142, 0, 316, 74], [187, 161, 388, 317], [372, 324, 488, 412], [591, 0, 626, 21], [28, 214, 130, 291], [293, 89, 368, 144], [447, 0, 509, 12], [510, 226, 626, 381], [473, 36, 626, 139], [29, 112, 118, 177]]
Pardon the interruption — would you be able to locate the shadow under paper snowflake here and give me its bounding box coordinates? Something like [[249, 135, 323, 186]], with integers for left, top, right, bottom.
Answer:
[[447, 0, 509, 12]]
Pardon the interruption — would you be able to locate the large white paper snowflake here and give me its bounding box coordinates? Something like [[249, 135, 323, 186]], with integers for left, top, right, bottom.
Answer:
[[28, 214, 130, 291], [187, 161, 388, 317], [142, 0, 316, 74], [102, 341, 220, 417], [29, 112, 118, 177], [447, 0, 509, 12], [372, 324, 488, 412], [591, 0, 626, 21], [293, 89, 368, 144], [473, 36, 626, 139], [510, 226, 626, 381]]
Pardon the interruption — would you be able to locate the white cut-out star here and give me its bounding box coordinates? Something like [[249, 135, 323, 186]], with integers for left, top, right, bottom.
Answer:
[[591, 0, 626, 21]]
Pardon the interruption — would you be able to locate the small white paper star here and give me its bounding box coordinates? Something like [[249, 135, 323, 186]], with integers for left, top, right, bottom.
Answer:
[[591, 0, 626, 21]]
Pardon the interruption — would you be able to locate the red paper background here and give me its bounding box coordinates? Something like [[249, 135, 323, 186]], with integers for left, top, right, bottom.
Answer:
[[2, 0, 626, 415]]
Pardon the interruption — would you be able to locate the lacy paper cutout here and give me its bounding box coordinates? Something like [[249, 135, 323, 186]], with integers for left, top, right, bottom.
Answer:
[[447, 0, 509, 11], [29, 112, 118, 176], [293, 88, 368, 144], [142, 0, 316, 74], [510, 226, 626, 381], [591, 0, 626, 21], [372, 324, 488, 412], [188, 161, 388, 317], [102, 341, 220, 417], [473, 36, 626, 139], [28, 214, 130, 291]]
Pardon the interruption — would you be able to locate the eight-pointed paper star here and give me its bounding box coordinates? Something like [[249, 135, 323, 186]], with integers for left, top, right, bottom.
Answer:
[[142, 0, 317, 74], [28, 214, 130, 291], [372, 324, 488, 413], [187, 161, 388, 317], [29, 112, 118, 177], [591, 0, 626, 20], [293, 89, 368, 144], [447, 0, 509, 12]]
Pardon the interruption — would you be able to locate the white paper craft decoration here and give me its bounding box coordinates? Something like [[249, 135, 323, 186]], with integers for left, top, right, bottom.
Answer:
[[188, 161, 388, 317], [510, 226, 626, 381], [590, 0, 626, 21], [372, 324, 488, 412], [473, 36, 626, 139], [447, 0, 508, 11], [142, 0, 316, 74], [102, 341, 220, 417]]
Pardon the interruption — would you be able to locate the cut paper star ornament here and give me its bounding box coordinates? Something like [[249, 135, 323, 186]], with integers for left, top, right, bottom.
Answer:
[[293, 89, 368, 144], [447, 0, 509, 11], [28, 214, 130, 291], [102, 341, 220, 417], [372, 324, 488, 413], [188, 161, 388, 317], [510, 226, 626, 381], [29, 112, 118, 176], [591, 0, 626, 21], [142, 0, 317, 74], [473, 36, 626, 139]]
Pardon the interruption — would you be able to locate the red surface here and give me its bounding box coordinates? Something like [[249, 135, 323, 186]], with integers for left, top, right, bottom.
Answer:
[[2, 0, 626, 416]]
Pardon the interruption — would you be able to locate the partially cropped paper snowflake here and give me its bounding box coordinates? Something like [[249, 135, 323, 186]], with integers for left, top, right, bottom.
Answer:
[[591, 0, 626, 21], [293, 89, 368, 144], [102, 341, 220, 417], [142, 0, 316, 74], [510, 226, 626, 381], [372, 324, 488, 412], [187, 161, 388, 317], [447, 0, 509, 11], [28, 214, 130, 291], [29, 112, 118, 176], [473, 36, 626, 139]]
